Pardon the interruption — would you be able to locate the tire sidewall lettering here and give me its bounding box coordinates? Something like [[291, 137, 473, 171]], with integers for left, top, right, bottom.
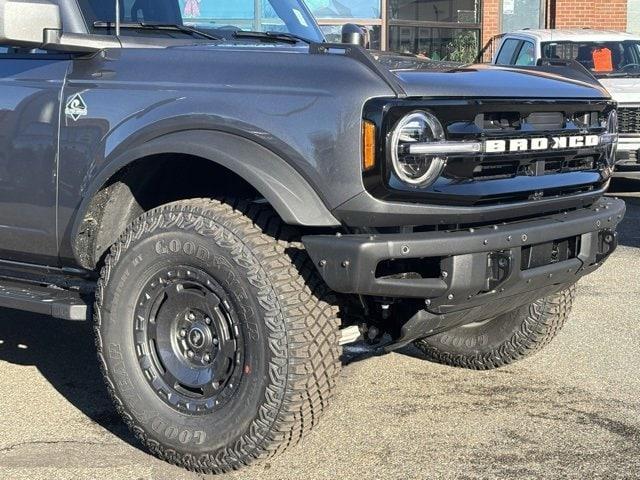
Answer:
[[155, 239, 210, 261], [151, 417, 206, 445]]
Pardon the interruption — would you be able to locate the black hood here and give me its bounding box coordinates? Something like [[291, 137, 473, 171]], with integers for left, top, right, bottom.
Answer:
[[370, 51, 611, 99]]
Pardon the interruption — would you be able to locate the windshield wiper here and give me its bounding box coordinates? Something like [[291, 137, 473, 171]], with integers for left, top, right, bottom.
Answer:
[[94, 21, 221, 40], [232, 30, 311, 44]]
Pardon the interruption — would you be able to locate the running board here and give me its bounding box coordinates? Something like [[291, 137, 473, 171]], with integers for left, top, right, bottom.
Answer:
[[0, 280, 90, 321]]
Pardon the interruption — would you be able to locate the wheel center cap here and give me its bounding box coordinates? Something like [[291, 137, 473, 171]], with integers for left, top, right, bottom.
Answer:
[[188, 327, 206, 349]]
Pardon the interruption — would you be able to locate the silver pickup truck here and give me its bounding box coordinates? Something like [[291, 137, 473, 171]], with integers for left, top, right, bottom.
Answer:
[[492, 29, 640, 178]]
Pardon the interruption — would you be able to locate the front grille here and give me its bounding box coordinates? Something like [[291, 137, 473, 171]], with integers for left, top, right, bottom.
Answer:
[[618, 107, 640, 134], [469, 155, 596, 181], [365, 98, 614, 207]]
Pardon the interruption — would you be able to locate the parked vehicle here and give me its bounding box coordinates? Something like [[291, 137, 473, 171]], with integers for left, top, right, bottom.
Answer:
[[0, 0, 625, 474], [491, 29, 640, 178]]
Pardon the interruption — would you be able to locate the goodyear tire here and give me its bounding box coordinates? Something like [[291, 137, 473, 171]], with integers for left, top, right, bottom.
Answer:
[[414, 285, 576, 370], [94, 199, 341, 474]]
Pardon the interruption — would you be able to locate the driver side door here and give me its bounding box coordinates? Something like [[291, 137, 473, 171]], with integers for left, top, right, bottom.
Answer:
[[0, 47, 70, 265]]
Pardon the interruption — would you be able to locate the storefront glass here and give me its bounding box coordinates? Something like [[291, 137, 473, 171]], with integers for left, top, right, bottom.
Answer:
[[388, 0, 479, 24], [388, 26, 479, 60], [306, 0, 382, 19]]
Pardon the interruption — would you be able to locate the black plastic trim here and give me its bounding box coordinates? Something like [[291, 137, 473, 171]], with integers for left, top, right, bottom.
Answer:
[[304, 198, 625, 299], [333, 184, 608, 227]]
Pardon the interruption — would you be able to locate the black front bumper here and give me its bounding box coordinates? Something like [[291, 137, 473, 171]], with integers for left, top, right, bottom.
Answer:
[[303, 198, 625, 312]]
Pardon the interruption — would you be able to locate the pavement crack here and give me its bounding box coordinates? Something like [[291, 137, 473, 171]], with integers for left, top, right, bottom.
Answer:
[[0, 439, 118, 454]]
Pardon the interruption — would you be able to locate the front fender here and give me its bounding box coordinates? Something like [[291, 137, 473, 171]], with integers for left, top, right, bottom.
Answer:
[[65, 129, 340, 268]]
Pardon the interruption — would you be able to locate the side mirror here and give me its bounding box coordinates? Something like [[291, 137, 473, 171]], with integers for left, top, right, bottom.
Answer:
[[0, 0, 62, 48], [341, 23, 369, 48]]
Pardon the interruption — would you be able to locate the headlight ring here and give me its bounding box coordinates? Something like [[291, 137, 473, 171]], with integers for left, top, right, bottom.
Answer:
[[389, 111, 447, 187]]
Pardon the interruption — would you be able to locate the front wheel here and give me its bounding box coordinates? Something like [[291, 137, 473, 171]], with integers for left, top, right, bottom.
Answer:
[[414, 285, 576, 370], [94, 199, 341, 474]]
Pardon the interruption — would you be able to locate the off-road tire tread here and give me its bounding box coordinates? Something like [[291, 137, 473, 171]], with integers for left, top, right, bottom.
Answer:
[[94, 198, 341, 474], [414, 285, 576, 370]]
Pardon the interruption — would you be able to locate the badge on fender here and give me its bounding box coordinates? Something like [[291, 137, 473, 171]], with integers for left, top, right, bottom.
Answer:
[[65, 93, 88, 121]]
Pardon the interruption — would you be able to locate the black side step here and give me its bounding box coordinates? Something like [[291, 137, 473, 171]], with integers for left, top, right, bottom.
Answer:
[[0, 280, 90, 321]]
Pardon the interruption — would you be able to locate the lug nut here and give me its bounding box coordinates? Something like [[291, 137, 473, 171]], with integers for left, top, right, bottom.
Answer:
[[188, 312, 196, 321], [179, 329, 187, 338], [187, 350, 195, 359], [203, 354, 211, 363], [205, 317, 211, 325], [213, 338, 219, 346]]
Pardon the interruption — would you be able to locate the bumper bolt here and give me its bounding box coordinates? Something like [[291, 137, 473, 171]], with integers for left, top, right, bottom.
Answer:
[[318, 260, 327, 267], [425, 299, 431, 306], [442, 271, 449, 279], [447, 294, 454, 300], [521, 234, 528, 242], [341, 260, 350, 268]]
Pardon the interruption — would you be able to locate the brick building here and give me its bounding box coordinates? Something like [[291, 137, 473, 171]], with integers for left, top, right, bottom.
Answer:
[[180, 1, 637, 61], [483, 0, 629, 46]]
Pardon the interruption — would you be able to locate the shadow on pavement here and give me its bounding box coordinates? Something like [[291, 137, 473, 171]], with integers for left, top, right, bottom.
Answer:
[[607, 182, 640, 249], [0, 309, 142, 451]]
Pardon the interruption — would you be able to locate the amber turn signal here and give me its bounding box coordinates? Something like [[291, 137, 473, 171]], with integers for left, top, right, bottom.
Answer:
[[362, 120, 377, 172]]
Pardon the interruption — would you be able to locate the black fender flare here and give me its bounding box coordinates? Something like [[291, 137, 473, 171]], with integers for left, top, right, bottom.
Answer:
[[71, 129, 340, 264]]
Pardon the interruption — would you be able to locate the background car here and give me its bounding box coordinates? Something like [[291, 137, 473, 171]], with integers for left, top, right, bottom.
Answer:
[[490, 29, 640, 179]]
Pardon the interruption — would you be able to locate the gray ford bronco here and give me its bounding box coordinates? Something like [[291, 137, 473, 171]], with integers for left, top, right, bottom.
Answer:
[[0, 0, 626, 474]]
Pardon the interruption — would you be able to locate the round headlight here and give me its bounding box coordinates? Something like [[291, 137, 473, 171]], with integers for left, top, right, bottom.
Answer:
[[389, 111, 447, 187]]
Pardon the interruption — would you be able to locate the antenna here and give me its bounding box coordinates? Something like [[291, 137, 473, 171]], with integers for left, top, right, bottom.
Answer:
[[115, 0, 121, 36]]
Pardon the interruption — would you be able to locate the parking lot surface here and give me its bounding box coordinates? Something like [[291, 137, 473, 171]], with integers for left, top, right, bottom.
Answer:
[[0, 184, 639, 480]]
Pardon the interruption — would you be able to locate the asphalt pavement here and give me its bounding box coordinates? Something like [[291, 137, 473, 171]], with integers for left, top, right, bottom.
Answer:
[[0, 182, 639, 480]]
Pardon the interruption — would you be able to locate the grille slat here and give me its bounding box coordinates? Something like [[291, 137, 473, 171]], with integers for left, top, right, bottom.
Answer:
[[618, 107, 640, 134]]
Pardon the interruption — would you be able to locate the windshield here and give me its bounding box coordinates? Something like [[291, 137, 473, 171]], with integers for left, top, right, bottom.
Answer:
[[79, 0, 324, 43], [542, 40, 640, 77]]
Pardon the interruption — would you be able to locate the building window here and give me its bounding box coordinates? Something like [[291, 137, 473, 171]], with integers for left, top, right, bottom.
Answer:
[[387, 0, 481, 59], [388, 0, 479, 24], [306, 0, 382, 19], [388, 26, 479, 60]]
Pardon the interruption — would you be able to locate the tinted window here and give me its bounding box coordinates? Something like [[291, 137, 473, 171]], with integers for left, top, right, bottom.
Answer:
[[495, 38, 520, 65], [542, 41, 640, 77], [515, 41, 535, 66]]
